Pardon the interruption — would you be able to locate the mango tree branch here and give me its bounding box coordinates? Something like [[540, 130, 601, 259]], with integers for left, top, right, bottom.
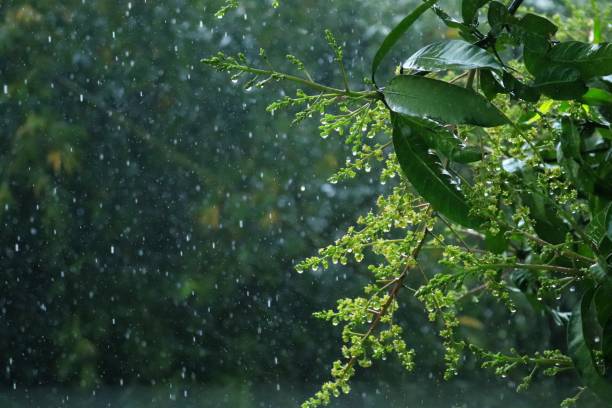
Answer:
[[202, 53, 380, 99]]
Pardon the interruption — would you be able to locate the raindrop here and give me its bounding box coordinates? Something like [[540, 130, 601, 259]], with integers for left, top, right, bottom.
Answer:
[[79, 94, 84, 102], [110, 245, 115, 254], [3, 84, 7, 95]]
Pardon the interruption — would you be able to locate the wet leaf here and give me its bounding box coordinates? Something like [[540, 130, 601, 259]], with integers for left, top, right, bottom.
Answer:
[[402, 40, 502, 72], [384, 75, 508, 127], [392, 114, 483, 228]]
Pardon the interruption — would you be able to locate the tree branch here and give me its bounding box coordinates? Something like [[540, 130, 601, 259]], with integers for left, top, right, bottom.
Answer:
[[508, 0, 525, 16]]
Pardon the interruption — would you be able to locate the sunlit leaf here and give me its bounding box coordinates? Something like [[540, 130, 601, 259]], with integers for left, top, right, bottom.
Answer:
[[582, 88, 612, 106]]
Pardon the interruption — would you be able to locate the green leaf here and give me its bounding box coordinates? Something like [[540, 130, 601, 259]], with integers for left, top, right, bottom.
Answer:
[[501, 72, 541, 103], [384, 75, 509, 127], [371, 0, 437, 83], [399, 116, 483, 163], [568, 288, 612, 402], [547, 41, 612, 80], [461, 0, 491, 24], [485, 229, 507, 254], [599, 282, 612, 380], [487, 1, 509, 33], [479, 71, 541, 103], [402, 40, 502, 72], [521, 190, 569, 245], [533, 66, 588, 100], [560, 116, 582, 159], [582, 88, 612, 106], [479, 70, 503, 100], [587, 203, 612, 247], [392, 114, 483, 228], [516, 13, 557, 38], [522, 32, 551, 77], [432, 5, 480, 42]]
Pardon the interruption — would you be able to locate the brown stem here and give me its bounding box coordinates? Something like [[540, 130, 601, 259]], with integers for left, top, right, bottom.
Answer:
[[340, 225, 430, 376]]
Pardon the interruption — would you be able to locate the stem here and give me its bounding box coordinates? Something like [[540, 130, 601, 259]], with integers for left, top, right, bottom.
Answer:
[[338, 58, 351, 93], [437, 215, 475, 254], [214, 62, 378, 99], [508, 0, 525, 15], [507, 227, 596, 264], [475, 262, 580, 275]]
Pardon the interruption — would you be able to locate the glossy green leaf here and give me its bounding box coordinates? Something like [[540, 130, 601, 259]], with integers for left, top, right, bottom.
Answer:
[[402, 40, 502, 73], [568, 288, 612, 402], [384, 75, 509, 127], [392, 114, 483, 228], [461, 0, 491, 24], [479, 71, 541, 103], [533, 66, 588, 100], [399, 116, 483, 163], [371, 0, 437, 83], [547, 41, 612, 79]]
